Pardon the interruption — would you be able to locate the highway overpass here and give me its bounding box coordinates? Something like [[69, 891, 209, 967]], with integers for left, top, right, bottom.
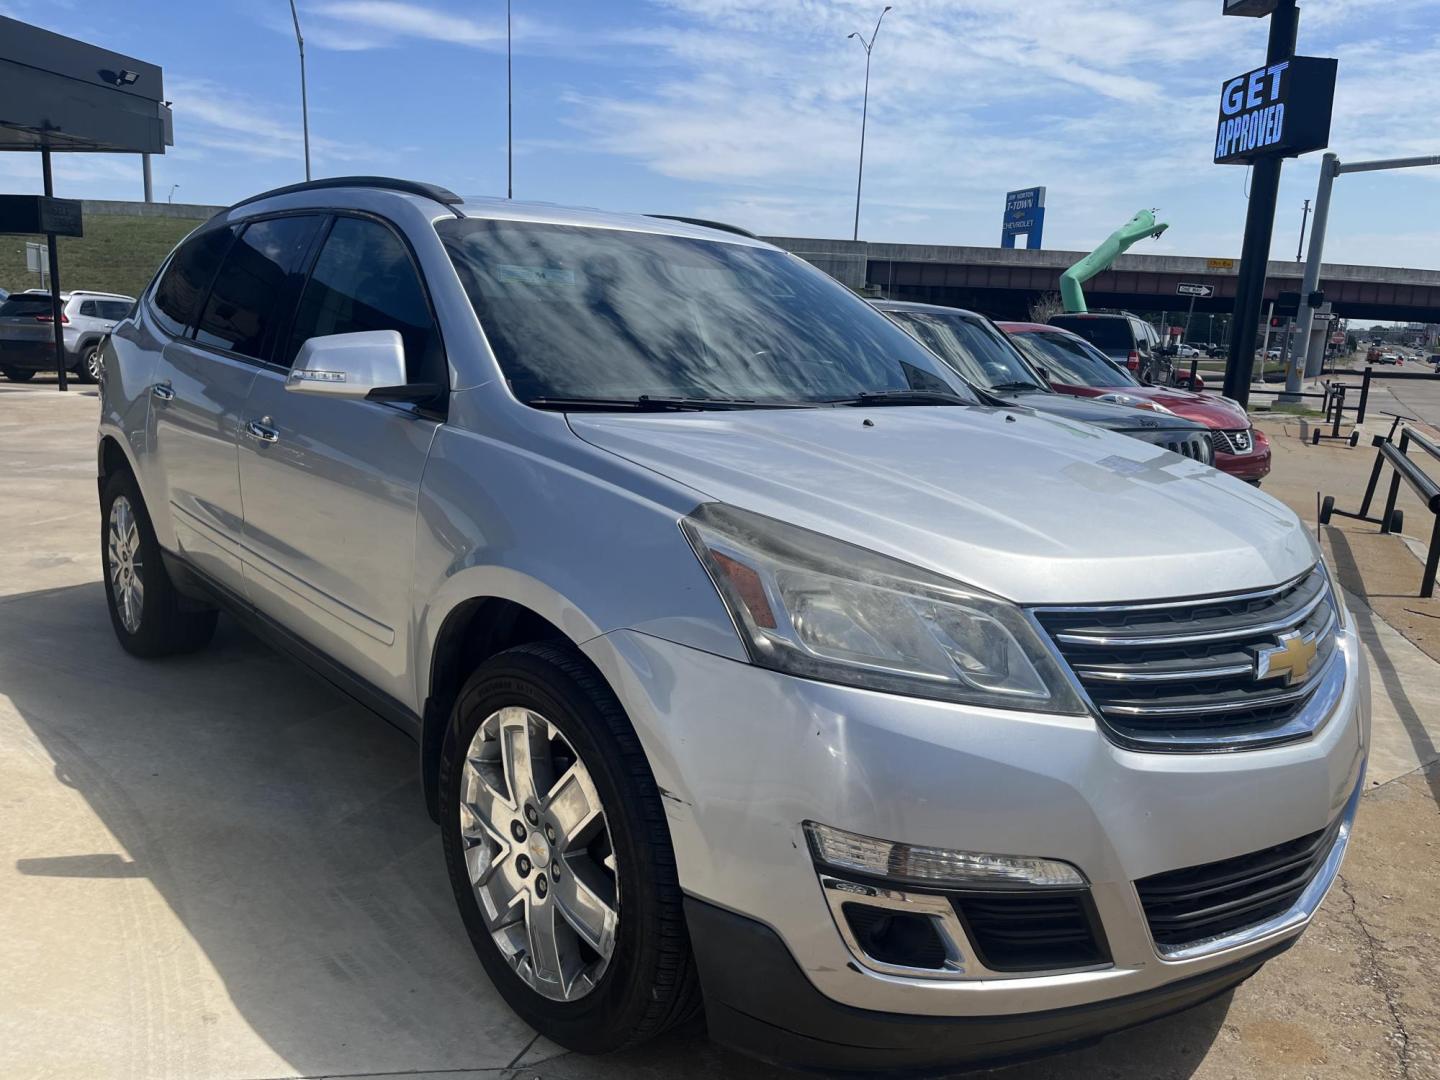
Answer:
[[766, 237, 1440, 325]]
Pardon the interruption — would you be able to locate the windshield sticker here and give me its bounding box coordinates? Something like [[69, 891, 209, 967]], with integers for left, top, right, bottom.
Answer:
[[496, 264, 576, 287]]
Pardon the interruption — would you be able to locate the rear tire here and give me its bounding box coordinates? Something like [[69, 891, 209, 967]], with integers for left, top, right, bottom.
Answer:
[[2, 367, 36, 382], [1319, 495, 1335, 524], [100, 469, 217, 657], [77, 347, 102, 384], [439, 641, 701, 1054]]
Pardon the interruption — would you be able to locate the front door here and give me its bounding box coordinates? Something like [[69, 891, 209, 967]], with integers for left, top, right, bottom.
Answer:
[[151, 215, 323, 592], [237, 214, 446, 701]]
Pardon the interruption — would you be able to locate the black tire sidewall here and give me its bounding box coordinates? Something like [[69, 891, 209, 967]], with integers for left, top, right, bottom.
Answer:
[[439, 645, 681, 1053]]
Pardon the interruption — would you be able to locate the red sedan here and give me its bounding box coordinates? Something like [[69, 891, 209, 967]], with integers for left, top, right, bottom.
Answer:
[[1000, 321, 1271, 484]]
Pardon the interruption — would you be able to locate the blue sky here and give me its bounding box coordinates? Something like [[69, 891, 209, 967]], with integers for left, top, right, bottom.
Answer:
[[3, 0, 1438, 268]]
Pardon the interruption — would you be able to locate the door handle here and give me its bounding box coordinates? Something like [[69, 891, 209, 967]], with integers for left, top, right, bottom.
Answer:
[[152, 382, 175, 401], [245, 418, 279, 444]]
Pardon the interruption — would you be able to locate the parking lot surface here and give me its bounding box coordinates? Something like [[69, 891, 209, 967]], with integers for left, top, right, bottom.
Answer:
[[3, 381, 1440, 1080]]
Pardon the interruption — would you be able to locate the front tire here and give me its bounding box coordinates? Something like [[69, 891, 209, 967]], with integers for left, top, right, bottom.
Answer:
[[439, 642, 700, 1053], [100, 469, 218, 657], [2, 367, 36, 382]]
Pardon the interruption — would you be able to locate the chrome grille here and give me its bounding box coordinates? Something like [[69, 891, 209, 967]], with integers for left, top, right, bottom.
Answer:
[[1161, 431, 1213, 465], [1212, 428, 1254, 455], [1032, 566, 1341, 751]]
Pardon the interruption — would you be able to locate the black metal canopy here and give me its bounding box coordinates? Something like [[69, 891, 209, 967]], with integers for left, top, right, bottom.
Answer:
[[0, 16, 172, 154]]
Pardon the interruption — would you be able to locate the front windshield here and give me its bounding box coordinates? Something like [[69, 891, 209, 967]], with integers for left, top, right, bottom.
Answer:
[[437, 219, 977, 406], [1010, 329, 1140, 388], [881, 309, 1046, 392]]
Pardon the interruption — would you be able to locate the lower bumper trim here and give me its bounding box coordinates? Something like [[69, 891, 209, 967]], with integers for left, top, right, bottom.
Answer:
[[687, 897, 1293, 1075]]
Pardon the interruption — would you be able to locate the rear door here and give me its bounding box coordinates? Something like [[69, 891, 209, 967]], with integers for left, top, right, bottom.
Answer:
[[149, 216, 322, 592], [237, 213, 445, 699]]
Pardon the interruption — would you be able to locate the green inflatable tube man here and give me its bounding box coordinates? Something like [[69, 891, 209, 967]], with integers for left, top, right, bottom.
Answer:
[[1060, 209, 1170, 314]]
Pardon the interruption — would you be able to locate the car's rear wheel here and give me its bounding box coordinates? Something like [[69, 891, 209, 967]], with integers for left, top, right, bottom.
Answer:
[[78, 347, 102, 384], [101, 469, 218, 657], [2, 367, 36, 382], [440, 642, 700, 1053]]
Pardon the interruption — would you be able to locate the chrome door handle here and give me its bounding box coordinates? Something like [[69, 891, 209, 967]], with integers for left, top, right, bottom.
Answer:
[[152, 382, 175, 401], [245, 418, 279, 444]]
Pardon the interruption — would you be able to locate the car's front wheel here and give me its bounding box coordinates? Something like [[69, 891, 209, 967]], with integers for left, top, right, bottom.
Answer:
[[100, 469, 218, 657], [2, 367, 36, 382], [440, 642, 700, 1053]]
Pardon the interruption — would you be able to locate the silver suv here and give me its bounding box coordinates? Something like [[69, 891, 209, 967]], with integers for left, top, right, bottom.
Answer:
[[0, 289, 134, 382], [97, 178, 1368, 1073]]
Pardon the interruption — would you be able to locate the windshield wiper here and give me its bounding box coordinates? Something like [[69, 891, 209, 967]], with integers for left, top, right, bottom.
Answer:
[[987, 381, 1047, 393], [525, 395, 811, 412], [826, 389, 973, 407]]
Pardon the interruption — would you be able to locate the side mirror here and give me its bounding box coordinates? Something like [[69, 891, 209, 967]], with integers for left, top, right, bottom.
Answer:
[[286, 330, 408, 399]]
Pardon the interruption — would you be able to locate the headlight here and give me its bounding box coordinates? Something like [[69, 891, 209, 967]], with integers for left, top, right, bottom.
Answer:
[[681, 503, 1086, 714], [1095, 392, 1175, 415]]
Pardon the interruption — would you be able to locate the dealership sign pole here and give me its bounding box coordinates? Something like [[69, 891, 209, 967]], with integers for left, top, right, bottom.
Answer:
[[1217, 0, 1336, 407]]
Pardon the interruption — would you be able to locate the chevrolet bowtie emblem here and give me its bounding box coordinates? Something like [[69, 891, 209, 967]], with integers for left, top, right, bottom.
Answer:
[[1253, 630, 1318, 685]]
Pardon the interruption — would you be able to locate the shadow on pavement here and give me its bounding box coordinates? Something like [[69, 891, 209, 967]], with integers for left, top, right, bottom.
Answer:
[[1, 581, 1229, 1079]]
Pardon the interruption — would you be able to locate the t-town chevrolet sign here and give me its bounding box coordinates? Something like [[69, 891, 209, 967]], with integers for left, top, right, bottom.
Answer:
[[1213, 55, 1337, 165]]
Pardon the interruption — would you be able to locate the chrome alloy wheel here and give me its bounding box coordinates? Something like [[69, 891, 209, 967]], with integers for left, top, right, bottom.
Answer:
[[107, 495, 144, 633], [460, 706, 620, 1001], [86, 348, 104, 382]]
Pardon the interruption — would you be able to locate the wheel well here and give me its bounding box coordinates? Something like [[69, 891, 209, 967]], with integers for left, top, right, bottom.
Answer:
[[98, 435, 131, 493], [420, 597, 567, 822]]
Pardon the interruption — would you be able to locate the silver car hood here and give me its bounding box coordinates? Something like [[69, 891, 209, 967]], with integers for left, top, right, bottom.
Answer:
[[568, 406, 1315, 605]]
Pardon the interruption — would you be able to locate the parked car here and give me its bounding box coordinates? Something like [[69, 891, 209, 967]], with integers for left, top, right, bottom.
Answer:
[[1001, 321, 1271, 484], [1048, 311, 1170, 385], [872, 301, 1213, 464], [98, 178, 1366, 1075], [0, 289, 135, 382], [1176, 343, 1199, 359]]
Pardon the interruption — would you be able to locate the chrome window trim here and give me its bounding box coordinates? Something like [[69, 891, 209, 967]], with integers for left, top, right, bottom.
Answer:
[[1151, 770, 1363, 961]]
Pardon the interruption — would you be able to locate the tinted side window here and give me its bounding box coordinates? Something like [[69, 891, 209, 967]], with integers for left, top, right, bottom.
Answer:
[[79, 301, 97, 317], [285, 216, 444, 385], [98, 300, 133, 320], [153, 228, 233, 337], [195, 216, 321, 359]]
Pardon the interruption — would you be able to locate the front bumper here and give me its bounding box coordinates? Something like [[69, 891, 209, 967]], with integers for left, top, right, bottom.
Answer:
[[1216, 429, 1272, 482], [584, 625, 1367, 1065]]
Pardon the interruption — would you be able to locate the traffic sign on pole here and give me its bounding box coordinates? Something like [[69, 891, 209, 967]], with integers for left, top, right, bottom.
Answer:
[[1176, 283, 1216, 297]]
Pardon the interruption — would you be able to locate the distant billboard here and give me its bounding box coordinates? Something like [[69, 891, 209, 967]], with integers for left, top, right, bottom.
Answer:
[[1001, 187, 1046, 250]]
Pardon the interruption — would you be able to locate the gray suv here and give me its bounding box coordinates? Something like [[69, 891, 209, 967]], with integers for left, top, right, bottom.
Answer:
[[97, 177, 1367, 1074], [0, 289, 134, 382]]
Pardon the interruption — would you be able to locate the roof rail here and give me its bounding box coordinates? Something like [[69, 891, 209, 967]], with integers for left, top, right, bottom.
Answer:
[[645, 214, 758, 240], [229, 176, 463, 212]]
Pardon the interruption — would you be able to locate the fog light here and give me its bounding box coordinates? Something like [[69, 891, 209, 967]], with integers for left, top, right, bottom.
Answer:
[[804, 822, 1085, 888]]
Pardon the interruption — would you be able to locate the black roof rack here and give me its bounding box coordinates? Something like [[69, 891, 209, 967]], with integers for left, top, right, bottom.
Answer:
[[229, 176, 463, 212], [645, 214, 757, 240]]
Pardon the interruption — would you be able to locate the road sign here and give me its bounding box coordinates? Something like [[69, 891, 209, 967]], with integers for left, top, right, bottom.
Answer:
[[1223, 0, 1279, 15], [24, 241, 48, 275], [0, 194, 84, 237], [1214, 56, 1338, 165], [1176, 283, 1215, 297], [1206, 258, 1235, 271]]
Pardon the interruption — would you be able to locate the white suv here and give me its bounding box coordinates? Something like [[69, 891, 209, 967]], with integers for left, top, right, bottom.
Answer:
[[96, 177, 1367, 1073], [0, 288, 134, 382]]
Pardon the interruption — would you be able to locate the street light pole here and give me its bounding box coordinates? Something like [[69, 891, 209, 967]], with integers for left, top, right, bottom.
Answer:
[[848, 6, 890, 243], [168, 183, 179, 204], [1296, 198, 1310, 262], [289, 0, 312, 181], [507, 0, 513, 199]]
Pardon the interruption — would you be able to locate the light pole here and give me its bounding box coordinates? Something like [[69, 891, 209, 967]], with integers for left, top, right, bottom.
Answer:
[[847, 6, 890, 242], [289, 0, 312, 181], [1296, 198, 1311, 262], [168, 184, 179, 204], [506, 0, 513, 199]]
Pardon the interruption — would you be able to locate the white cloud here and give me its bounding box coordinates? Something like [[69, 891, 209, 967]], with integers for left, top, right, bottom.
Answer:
[[307, 0, 503, 47]]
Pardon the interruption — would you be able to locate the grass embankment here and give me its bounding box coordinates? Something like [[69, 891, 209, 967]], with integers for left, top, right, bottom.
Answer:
[[0, 213, 209, 300]]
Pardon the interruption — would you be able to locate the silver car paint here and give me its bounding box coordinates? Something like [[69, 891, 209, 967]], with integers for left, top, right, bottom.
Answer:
[[97, 189, 1368, 1022]]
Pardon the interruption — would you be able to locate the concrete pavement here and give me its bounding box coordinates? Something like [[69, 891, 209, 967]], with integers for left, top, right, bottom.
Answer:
[[2, 380, 1439, 1080]]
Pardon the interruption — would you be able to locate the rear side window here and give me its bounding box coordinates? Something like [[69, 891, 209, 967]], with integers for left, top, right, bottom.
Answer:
[[153, 228, 233, 337], [0, 296, 54, 317], [79, 301, 97, 317], [96, 300, 133, 320], [1050, 317, 1131, 352], [284, 215, 444, 385], [195, 215, 322, 359]]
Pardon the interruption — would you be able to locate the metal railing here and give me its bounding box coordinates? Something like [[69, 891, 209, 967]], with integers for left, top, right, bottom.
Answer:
[[1321, 425, 1440, 599]]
